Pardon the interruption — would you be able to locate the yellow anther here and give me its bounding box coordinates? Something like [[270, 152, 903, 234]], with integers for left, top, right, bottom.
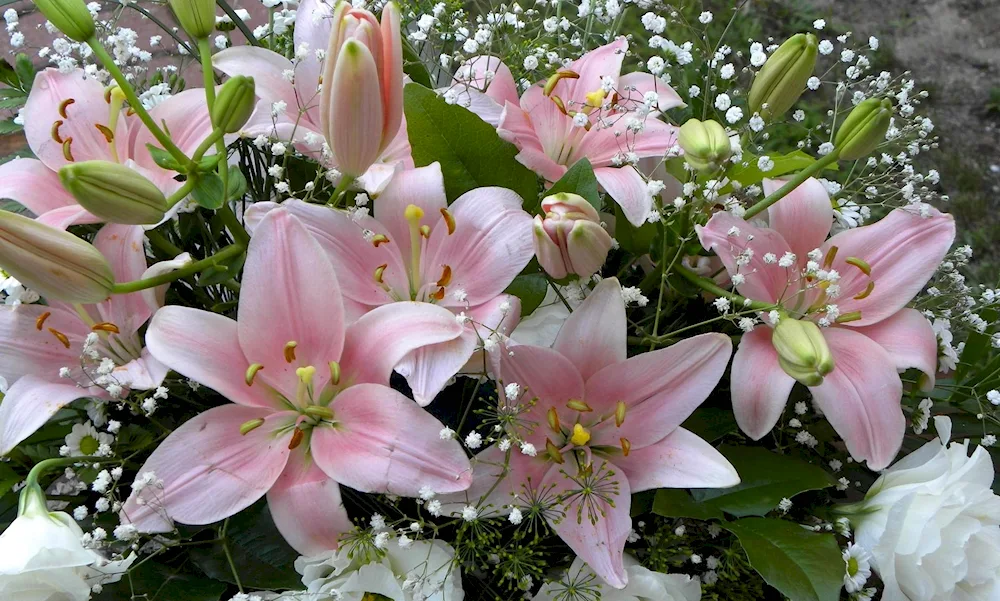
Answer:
[[835, 311, 863, 324], [288, 427, 305, 450], [440, 208, 456, 235], [329, 361, 341, 385], [94, 123, 114, 143], [585, 88, 607, 108], [284, 341, 298, 363], [404, 204, 425, 223], [620, 437, 631, 457], [823, 245, 839, 268], [566, 399, 593, 412], [295, 365, 316, 385], [550, 95, 568, 115], [91, 322, 120, 334], [436, 265, 452, 287], [543, 69, 579, 96], [570, 423, 591, 446], [371, 234, 390, 247], [853, 281, 876, 300], [545, 438, 564, 463], [48, 328, 71, 349], [373, 263, 388, 284], [419, 224, 431, 239], [547, 407, 561, 433], [62, 138, 74, 161], [615, 400, 626, 428], [845, 256, 872, 276], [239, 418, 265, 436], [245, 363, 264, 386], [35, 311, 51, 331], [51, 120, 64, 143], [58, 98, 75, 118], [304, 405, 334, 420]]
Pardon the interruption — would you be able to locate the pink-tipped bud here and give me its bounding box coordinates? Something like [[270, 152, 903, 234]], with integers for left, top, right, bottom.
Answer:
[[319, 1, 403, 178], [533, 193, 613, 280]]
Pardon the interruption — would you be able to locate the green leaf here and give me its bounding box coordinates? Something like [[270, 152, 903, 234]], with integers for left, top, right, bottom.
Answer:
[[690, 446, 835, 517], [681, 407, 738, 442], [727, 149, 837, 189], [227, 165, 248, 200], [146, 144, 183, 171], [404, 83, 539, 205], [191, 173, 226, 210], [197, 250, 245, 287], [0, 463, 20, 497], [0, 59, 17, 89], [614, 202, 657, 255], [401, 38, 433, 88], [725, 517, 843, 601], [652, 489, 725, 520], [505, 272, 549, 316], [0, 118, 22, 134], [0, 199, 29, 214], [14, 54, 33, 92], [94, 561, 226, 601], [0, 96, 25, 110], [545, 158, 601, 212]]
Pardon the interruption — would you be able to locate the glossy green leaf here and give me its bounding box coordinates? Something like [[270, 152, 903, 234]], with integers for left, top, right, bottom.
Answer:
[[191, 173, 226, 210], [727, 149, 837, 189], [505, 272, 549, 316], [652, 488, 725, 520], [545, 158, 601, 212], [401, 38, 433, 88], [681, 407, 738, 442], [94, 561, 226, 601]]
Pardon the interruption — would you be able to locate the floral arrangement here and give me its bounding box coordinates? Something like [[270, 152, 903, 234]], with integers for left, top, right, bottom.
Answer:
[[0, 0, 998, 600]]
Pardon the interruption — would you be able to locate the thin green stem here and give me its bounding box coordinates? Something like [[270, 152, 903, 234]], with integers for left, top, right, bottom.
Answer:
[[743, 149, 841, 219], [216, 0, 262, 46], [165, 177, 199, 210], [219, 204, 251, 246], [86, 38, 189, 166], [674, 264, 773, 311], [220, 518, 244, 592], [327, 174, 357, 207], [146, 230, 183, 258], [190, 129, 225, 163], [111, 244, 245, 294], [197, 38, 230, 199]]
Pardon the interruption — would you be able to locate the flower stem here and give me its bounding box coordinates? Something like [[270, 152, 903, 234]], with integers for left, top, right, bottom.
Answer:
[[742, 149, 841, 219], [22, 456, 116, 513], [165, 177, 200, 210], [219, 204, 251, 247], [327, 174, 356, 208], [197, 37, 230, 201], [111, 244, 246, 294], [674, 264, 773, 311]]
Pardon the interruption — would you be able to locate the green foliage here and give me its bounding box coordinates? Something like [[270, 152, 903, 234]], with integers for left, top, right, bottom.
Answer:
[[191, 173, 226, 210], [505, 272, 549, 316], [95, 561, 227, 601], [545, 158, 601, 212]]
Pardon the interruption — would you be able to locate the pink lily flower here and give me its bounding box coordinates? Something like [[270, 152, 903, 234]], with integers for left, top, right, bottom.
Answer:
[[121, 208, 473, 555], [213, 0, 412, 194], [454, 39, 685, 226], [0, 224, 169, 454], [0, 68, 212, 228], [697, 179, 956, 469], [451, 278, 738, 588], [245, 163, 534, 406]]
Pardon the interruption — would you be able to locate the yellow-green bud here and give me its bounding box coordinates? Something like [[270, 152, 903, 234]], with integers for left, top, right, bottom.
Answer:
[[168, 0, 217, 39], [834, 98, 893, 160], [59, 161, 167, 225], [678, 118, 732, 171], [212, 76, 256, 134], [0, 210, 114, 303], [748, 33, 818, 120], [771, 317, 834, 386], [33, 0, 95, 42]]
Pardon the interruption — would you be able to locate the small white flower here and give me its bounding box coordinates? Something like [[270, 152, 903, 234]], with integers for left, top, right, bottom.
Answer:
[[842, 543, 872, 593], [464, 431, 483, 449], [461, 505, 478, 521], [439, 427, 455, 440], [698, 11, 713, 24], [508, 507, 523, 525]]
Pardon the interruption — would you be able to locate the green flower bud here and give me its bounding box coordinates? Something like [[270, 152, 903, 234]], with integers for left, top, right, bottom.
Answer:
[[771, 317, 834, 386], [33, 0, 95, 42], [749, 33, 818, 120], [59, 161, 167, 225], [212, 76, 256, 134], [834, 98, 893, 160], [678, 118, 732, 172], [0, 210, 114, 303], [168, 0, 217, 39]]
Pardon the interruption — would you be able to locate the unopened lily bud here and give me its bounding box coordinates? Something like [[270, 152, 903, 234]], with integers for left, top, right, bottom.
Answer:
[[678, 118, 731, 171], [59, 161, 167, 225], [748, 33, 818, 120], [33, 0, 95, 42], [0, 211, 114, 303], [168, 0, 217, 39], [213, 76, 256, 134], [533, 193, 613, 280], [834, 98, 893, 160], [771, 317, 834, 386]]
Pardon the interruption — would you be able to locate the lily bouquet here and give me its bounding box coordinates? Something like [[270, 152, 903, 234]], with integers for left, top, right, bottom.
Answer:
[[0, 0, 997, 600]]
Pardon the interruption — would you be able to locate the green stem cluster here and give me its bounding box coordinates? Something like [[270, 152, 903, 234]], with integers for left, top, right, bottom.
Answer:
[[111, 244, 246, 294]]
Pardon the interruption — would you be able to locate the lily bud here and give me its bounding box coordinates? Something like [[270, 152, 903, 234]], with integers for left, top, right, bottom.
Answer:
[[319, 1, 403, 178], [33, 0, 95, 42], [0, 211, 114, 303], [59, 161, 167, 225], [834, 98, 893, 160], [533, 193, 613, 280], [213, 76, 256, 134], [678, 118, 732, 172], [771, 318, 834, 386], [748, 33, 818, 120], [168, 0, 216, 39]]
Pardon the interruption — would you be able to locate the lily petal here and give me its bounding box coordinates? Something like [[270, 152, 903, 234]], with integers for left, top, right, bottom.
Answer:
[[0, 376, 94, 455], [267, 451, 352, 556], [373, 162, 448, 251], [615, 427, 740, 491], [763, 177, 833, 260], [0, 304, 85, 383], [0, 158, 79, 216], [93, 224, 151, 336], [852, 308, 938, 391], [553, 277, 626, 380], [213, 46, 298, 120], [594, 166, 652, 227], [616, 72, 686, 112], [497, 343, 586, 442], [730, 327, 797, 440]]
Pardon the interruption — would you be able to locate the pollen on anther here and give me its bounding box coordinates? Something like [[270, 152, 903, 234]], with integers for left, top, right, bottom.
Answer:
[[58, 98, 75, 118], [91, 322, 120, 334], [436, 265, 452, 287], [288, 427, 304, 450], [51, 120, 64, 144], [35, 311, 52, 331], [95, 124, 115, 143], [419, 225, 431, 239], [373, 263, 388, 284], [284, 341, 298, 363], [371, 234, 390, 247], [853, 281, 875, 300], [62, 138, 75, 162], [440, 208, 456, 235], [620, 437, 631, 457], [48, 328, 71, 348], [245, 363, 264, 386]]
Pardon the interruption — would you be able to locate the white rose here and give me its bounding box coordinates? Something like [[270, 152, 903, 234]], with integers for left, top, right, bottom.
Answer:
[[533, 555, 701, 601], [0, 484, 134, 601], [852, 416, 1000, 601], [284, 538, 463, 601]]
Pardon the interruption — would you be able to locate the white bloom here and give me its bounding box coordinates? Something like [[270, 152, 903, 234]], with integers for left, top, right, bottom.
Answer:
[[853, 416, 1000, 601], [295, 539, 463, 601], [64, 422, 112, 456], [532, 555, 700, 601], [842, 542, 872, 593]]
